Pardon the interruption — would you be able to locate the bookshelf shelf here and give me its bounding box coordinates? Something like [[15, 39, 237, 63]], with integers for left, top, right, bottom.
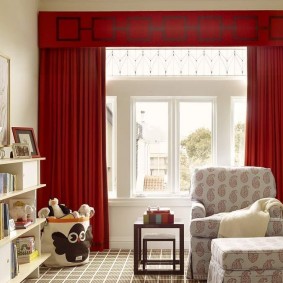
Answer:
[[10, 253, 50, 283], [0, 158, 50, 283], [0, 185, 46, 202]]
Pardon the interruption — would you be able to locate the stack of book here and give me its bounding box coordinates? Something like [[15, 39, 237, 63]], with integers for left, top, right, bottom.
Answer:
[[14, 220, 33, 229], [143, 207, 174, 224], [16, 236, 38, 264], [0, 173, 17, 194]]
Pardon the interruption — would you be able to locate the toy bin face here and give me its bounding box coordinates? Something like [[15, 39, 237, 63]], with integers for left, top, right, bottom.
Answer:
[[41, 217, 93, 267]]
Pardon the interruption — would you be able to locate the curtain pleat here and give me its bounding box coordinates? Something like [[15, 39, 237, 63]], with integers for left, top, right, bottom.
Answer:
[[38, 48, 109, 251], [245, 47, 283, 201]]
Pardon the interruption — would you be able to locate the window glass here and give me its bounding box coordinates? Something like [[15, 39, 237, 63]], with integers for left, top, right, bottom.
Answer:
[[134, 101, 169, 194], [179, 101, 213, 191]]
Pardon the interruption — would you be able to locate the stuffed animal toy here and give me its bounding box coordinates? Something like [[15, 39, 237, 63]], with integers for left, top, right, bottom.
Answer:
[[10, 200, 34, 222], [78, 204, 95, 218], [48, 198, 71, 218], [38, 198, 80, 219]]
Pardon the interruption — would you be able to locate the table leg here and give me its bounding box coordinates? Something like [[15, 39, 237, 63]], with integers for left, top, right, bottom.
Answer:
[[134, 224, 139, 274], [179, 225, 184, 274]]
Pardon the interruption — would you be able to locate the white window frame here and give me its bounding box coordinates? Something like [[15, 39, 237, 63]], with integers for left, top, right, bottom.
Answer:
[[230, 96, 247, 166], [131, 96, 216, 197], [106, 96, 117, 198], [176, 97, 217, 192]]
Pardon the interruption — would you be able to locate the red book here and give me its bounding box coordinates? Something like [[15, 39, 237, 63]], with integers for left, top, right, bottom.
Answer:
[[15, 220, 32, 229], [161, 213, 169, 223]]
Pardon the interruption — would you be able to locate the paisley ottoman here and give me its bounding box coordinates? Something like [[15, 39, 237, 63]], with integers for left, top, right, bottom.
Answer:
[[207, 237, 283, 283]]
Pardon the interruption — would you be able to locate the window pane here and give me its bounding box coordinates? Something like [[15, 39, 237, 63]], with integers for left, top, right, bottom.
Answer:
[[179, 101, 213, 191], [106, 97, 116, 196], [135, 102, 168, 194], [232, 98, 246, 166]]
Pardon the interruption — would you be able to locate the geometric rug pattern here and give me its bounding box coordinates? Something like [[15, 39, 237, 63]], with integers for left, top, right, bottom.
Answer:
[[23, 249, 200, 283]]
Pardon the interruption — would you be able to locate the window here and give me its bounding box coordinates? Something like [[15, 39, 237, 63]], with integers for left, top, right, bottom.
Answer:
[[106, 97, 117, 197], [132, 97, 215, 195], [106, 47, 247, 198], [133, 100, 169, 194], [179, 100, 214, 191]]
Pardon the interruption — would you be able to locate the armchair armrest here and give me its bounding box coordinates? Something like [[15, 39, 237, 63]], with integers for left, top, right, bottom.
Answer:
[[191, 200, 206, 219], [269, 204, 283, 218]]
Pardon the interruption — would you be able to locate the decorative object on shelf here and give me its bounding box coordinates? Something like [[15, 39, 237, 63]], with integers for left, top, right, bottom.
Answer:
[[0, 145, 12, 159], [12, 127, 40, 157], [0, 54, 10, 147], [12, 143, 31, 159], [9, 199, 35, 222]]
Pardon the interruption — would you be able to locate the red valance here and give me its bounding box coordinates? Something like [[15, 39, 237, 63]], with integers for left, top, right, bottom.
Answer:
[[39, 11, 283, 48]]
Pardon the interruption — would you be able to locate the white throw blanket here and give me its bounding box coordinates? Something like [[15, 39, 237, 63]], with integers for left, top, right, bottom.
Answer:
[[218, 198, 283, 238]]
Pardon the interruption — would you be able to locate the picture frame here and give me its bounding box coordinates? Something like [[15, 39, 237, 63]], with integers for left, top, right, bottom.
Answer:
[[0, 54, 10, 146], [12, 127, 40, 158], [12, 143, 31, 159]]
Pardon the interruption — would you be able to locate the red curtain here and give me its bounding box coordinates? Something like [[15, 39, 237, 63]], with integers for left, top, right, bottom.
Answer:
[[38, 48, 109, 251], [245, 47, 283, 201]]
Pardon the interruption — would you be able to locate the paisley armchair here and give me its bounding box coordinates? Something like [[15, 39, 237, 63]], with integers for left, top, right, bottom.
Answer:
[[187, 166, 283, 281]]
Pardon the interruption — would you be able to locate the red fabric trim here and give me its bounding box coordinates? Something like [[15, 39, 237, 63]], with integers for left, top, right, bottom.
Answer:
[[39, 11, 283, 48]]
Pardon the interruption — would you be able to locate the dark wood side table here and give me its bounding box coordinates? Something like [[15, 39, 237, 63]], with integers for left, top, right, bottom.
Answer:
[[133, 218, 184, 275]]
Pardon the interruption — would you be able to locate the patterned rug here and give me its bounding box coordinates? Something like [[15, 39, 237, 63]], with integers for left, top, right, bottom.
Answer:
[[23, 249, 201, 283]]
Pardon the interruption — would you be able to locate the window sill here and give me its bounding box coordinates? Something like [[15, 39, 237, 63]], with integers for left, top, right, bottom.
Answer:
[[108, 196, 191, 207]]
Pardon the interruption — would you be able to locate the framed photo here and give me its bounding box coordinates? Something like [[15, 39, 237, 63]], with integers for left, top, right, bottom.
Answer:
[[12, 143, 31, 159], [12, 127, 40, 158], [0, 54, 10, 146]]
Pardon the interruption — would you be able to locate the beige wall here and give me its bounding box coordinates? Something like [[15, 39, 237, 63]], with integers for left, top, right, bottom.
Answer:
[[0, 0, 39, 141], [39, 0, 283, 11]]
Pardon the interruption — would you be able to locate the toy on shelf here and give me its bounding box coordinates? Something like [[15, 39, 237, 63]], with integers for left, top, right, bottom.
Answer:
[[10, 200, 34, 222]]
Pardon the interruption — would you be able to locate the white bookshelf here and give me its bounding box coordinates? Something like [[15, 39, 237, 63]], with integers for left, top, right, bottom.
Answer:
[[0, 158, 50, 282]]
